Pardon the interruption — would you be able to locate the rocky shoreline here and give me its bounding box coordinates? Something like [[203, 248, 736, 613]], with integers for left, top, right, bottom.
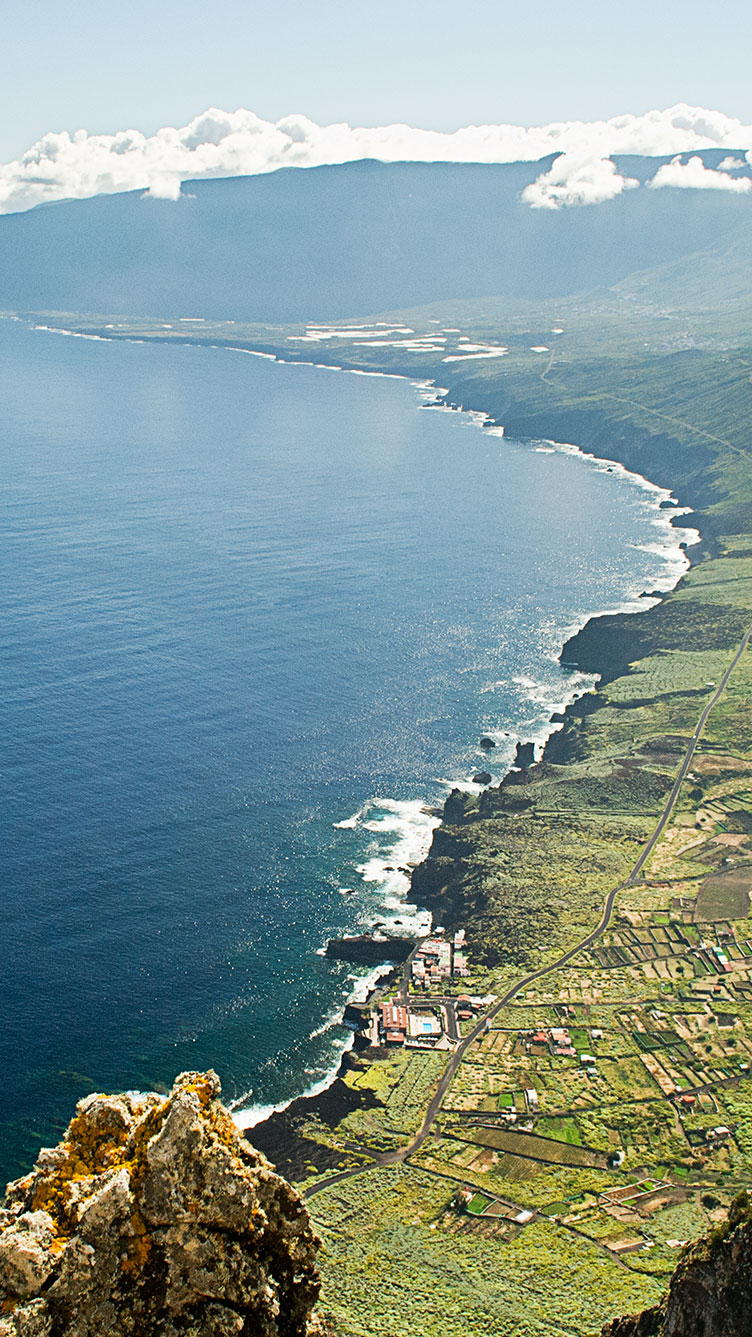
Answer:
[[246, 416, 702, 1172], [75, 325, 720, 1183]]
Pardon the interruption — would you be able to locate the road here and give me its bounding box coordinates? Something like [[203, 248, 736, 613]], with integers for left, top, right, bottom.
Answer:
[[627, 620, 752, 882], [306, 623, 752, 1196]]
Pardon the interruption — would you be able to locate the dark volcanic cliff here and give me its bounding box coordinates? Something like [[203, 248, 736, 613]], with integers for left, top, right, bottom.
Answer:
[[0, 1072, 323, 1337], [603, 1193, 752, 1337]]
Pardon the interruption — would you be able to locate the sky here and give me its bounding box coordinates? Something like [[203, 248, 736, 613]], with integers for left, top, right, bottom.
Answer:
[[5, 0, 752, 161], [3, 0, 752, 214]]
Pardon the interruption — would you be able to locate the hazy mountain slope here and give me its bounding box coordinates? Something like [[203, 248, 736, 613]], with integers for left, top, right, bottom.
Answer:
[[612, 222, 752, 311], [0, 153, 751, 323]]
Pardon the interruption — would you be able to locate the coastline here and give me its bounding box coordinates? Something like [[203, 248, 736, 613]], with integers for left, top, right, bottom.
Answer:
[[9, 315, 705, 1152], [7, 300, 752, 1333], [230, 405, 699, 1156]]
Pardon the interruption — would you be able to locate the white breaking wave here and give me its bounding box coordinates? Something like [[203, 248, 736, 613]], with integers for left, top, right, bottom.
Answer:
[[355, 797, 439, 934], [332, 803, 369, 829], [333, 796, 438, 938], [2, 103, 752, 214], [230, 1049, 353, 1131], [229, 958, 396, 1131]]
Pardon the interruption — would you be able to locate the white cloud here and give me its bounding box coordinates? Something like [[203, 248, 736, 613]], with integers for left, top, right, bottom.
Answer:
[[718, 155, 746, 171], [1, 102, 752, 215], [142, 176, 183, 201], [521, 153, 638, 209], [649, 154, 752, 192]]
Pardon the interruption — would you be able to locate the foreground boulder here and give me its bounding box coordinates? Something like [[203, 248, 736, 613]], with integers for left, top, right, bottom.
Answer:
[[603, 1192, 752, 1336], [0, 1072, 321, 1336]]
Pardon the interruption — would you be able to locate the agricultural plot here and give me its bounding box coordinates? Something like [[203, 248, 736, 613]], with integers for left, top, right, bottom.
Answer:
[[466, 1191, 493, 1214], [593, 1055, 661, 1100], [695, 866, 752, 921], [311, 1166, 664, 1337], [535, 1116, 585, 1146], [595, 919, 693, 970], [446, 1125, 604, 1169], [339, 1049, 447, 1140]]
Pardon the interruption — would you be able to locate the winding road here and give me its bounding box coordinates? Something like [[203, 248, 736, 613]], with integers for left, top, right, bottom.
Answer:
[[306, 623, 752, 1197]]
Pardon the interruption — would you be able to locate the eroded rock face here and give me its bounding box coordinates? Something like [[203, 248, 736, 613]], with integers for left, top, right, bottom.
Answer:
[[0, 1072, 321, 1337], [603, 1192, 752, 1337]]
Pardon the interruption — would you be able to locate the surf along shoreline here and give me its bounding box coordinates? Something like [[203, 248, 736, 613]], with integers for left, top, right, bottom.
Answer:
[[10, 315, 721, 1177], [245, 574, 704, 1176], [218, 369, 706, 1178]]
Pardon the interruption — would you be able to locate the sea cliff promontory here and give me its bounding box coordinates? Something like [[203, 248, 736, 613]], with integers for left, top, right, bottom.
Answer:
[[2, 1079, 751, 1337]]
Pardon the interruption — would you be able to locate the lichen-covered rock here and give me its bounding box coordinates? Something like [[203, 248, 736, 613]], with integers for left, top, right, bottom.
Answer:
[[0, 1072, 321, 1336], [603, 1192, 752, 1337], [0, 1213, 56, 1298]]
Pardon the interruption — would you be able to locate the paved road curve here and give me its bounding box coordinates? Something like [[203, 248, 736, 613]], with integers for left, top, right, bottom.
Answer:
[[306, 623, 752, 1195]]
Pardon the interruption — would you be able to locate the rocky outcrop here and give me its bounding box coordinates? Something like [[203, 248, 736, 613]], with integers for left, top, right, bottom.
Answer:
[[0, 1072, 322, 1337], [324, 934, 414, 964], [512, 741, 535, 771], [603, 1192, 752, 1337], [561, 601, 749, 683], [441, 790, 479, 826]]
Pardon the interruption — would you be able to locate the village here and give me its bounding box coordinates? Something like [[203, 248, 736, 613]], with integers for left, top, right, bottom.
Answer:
[[304, 849, 752, 1282], [366, 927, 493, 1051]]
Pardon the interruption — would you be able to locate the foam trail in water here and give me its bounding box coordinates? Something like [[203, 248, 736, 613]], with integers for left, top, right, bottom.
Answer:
[[347, 797, 439, 936], [333, 802, 371, 830], [230, 1043, 353, 1130]]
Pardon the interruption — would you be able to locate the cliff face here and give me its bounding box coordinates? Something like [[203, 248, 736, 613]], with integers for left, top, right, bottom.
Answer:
[[0, 1072, 322, 1337], [603, 1193, 752, 1337]]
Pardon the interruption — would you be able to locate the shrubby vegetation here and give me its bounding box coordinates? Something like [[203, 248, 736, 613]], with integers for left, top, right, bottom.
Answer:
[[28, 244, 752, 1336]]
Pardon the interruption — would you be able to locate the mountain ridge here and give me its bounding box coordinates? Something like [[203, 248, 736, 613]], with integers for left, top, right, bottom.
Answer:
[[1, 152, 751, 323]]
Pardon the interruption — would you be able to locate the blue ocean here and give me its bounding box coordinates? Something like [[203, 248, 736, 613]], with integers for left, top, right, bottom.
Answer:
[[0, 321, 691, 1179]]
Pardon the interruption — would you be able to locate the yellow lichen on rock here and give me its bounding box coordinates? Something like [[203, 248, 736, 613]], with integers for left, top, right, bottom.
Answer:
[[0, 1072, 321, 1337]]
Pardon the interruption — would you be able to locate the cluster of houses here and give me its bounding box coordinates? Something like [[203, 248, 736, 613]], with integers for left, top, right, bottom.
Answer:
[[375, 986, 483, 1051], [522, 1025, 602, 1068], [411, 928, 469, 988], [377, 1000, 453, 1051], [523, 1025, 575, 1057], [703, 942, 733, 974], [365, 924, 481, 1052], [683, 939, 736, 979]]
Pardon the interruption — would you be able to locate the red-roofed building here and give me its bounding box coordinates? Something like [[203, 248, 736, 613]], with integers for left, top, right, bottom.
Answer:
[[380, 1002, 408, 1036]]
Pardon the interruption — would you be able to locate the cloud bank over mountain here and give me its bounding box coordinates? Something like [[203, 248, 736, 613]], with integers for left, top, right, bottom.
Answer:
[[650, 154, 752, 193], [2, 103, 752, 215]]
